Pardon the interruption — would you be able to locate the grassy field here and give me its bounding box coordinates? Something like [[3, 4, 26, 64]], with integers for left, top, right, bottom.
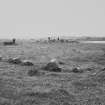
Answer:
[[0, 40, 105, 105]]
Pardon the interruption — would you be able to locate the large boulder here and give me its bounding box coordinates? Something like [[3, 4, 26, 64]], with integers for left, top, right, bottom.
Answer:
[[43, 62, 62, 72]]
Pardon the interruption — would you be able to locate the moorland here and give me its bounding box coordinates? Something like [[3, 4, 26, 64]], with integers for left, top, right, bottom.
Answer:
[[0, 38, 105, 105]]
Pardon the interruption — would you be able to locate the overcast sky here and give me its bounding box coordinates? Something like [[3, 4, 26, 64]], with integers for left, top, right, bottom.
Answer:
[[0, 0, 105, 39]]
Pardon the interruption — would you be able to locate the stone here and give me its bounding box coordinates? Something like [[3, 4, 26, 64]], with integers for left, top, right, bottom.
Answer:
[[72, 67, 83, 73], [43, 62, 61, 72], [21, 60, 34, 66], [8, 57, 22, 64]]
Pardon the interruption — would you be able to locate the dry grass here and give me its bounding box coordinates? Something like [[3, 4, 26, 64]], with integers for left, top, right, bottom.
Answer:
[[0, 40, 105, 104]]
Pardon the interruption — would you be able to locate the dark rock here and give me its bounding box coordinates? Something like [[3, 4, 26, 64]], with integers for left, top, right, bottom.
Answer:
[[72, 67, 83, 73], [85, 67, 93, 71], [101, 68, 105, 71], [43, 62, 61, 72], [59, 61, 65, 65], [8, 58, 22, 64], [3, 38, 17, 46], [21, 60, 34, 66]]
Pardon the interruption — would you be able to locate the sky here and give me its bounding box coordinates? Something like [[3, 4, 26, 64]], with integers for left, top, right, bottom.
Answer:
[[0, 0, 105, 39]]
